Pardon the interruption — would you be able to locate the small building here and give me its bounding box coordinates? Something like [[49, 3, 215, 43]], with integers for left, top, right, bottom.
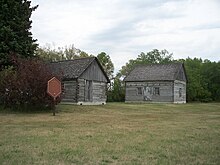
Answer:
[[50, 57, 110, 105], [124, 63, 187, 103]]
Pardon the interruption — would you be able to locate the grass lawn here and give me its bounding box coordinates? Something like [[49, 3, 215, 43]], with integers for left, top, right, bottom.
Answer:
[[0, 103, 219, 165]]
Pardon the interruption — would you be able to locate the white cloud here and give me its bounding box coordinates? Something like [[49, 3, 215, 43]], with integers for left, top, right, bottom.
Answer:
[[31, 0, 220, 73]]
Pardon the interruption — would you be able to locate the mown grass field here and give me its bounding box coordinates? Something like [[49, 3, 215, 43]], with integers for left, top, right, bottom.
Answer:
[[0, 103, 219, 165]]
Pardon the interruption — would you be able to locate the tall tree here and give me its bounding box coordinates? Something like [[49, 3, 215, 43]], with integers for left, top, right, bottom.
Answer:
[[97, 52, 114, 80], [0, 0, 38, 69]]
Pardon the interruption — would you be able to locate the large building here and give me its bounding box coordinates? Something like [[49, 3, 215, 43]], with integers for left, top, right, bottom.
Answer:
[[50, 57, 110, 105], [124, 63, 187, 103]]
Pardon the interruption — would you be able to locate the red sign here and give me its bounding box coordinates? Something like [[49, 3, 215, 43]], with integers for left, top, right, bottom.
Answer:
[[47, 77, 61, 100]]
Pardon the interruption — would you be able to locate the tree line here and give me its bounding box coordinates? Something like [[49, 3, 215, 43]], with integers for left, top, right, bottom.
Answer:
[[114, 50, 220, 102], [23, 45, 220, 103], [0, 0, 219, 110]]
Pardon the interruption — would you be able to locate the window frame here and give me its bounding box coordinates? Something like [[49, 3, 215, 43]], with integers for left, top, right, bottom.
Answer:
[[154, 87, 160, 95], [179, 88, 182, 97], [137, 87, 143, 95]]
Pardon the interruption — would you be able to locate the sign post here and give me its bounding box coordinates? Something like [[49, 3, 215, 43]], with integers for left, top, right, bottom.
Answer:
[[47, 77, 61, 116]]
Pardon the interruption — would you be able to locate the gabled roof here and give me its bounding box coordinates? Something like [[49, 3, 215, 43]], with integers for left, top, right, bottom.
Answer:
[[124, 63, 185, 82], [50, 57, 110, 82]]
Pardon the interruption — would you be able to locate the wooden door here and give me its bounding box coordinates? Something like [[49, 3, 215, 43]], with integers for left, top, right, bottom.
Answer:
[[85, 80, 93, 102]]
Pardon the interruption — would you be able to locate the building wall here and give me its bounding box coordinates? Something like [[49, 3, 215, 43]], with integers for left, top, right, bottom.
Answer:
[[80, 60, 108, 82], [176, 66, 187, 82], [92, 81, 107, 103], [62, 80, 77, 103], [125, 81, 174, 103], [77, 79, 85, 102], [174, 80, 186, 103], [77, 79, 107, 104]]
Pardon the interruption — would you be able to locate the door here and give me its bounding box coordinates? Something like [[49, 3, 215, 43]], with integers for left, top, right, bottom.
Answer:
[[85, 80, 93, 102], [143, 86, 152, 101]]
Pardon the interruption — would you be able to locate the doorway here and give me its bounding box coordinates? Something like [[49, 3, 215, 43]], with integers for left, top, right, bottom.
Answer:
[[85, 80, 93, 102]]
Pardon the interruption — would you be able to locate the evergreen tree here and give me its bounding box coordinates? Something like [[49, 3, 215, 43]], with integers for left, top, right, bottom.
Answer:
[[0, 0, 38, 69]]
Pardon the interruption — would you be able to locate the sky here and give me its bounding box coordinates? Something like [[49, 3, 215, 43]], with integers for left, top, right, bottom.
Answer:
[[31, 0, 220, 72]]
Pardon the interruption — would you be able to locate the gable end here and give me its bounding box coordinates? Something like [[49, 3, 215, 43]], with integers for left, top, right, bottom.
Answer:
[[79, 58, 110, 82]]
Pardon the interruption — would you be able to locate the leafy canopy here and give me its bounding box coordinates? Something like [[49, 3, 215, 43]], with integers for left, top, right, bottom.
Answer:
[[36, 44, 92, 62], [0, 0, 38, 69]]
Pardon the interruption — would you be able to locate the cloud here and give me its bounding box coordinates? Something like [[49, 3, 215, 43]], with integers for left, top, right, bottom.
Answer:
[[31, 0, 220, 73]]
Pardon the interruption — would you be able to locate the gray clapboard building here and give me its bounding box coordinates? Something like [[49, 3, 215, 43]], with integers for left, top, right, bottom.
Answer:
[[124, 63, 187, 103], [50, 57, 110, 105]]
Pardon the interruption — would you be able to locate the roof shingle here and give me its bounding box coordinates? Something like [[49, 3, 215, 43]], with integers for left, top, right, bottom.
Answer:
[[124, 63, 183, 82], [49, 57, 95, 80]]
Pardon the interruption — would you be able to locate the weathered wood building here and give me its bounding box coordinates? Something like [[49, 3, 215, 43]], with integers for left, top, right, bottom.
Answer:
[[124, 63, 187, 103], [50, 57, 110, 105]]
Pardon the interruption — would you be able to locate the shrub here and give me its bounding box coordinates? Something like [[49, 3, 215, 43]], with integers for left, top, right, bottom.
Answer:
[[0, 56, 61, 110]]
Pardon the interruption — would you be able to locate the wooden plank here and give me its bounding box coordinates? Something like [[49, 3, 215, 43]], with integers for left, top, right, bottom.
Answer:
[[80, 60, 108, 82], [125, 81, 174, 102], [63, 80, 77, 102]]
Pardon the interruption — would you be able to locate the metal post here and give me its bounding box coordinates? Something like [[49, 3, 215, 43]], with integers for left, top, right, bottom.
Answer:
[[53, 97, 56, 116]]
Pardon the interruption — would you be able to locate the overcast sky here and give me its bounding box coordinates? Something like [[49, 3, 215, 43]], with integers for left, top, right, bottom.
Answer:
[[31, 0, 220, 72]]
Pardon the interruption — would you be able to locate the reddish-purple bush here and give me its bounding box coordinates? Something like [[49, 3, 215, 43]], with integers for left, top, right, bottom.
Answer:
[[0, 56, 61, 110]]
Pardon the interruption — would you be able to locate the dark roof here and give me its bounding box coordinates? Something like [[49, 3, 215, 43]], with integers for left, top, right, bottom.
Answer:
[[50, 57, 110, 82], [124, 63, 184, 82]]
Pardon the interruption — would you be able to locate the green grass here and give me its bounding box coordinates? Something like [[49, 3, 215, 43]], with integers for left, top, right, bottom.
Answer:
[[0, 103, 219, 165]]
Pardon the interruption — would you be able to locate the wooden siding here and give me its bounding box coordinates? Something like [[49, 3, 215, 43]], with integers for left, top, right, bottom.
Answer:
[[176, 66, 187, 82], [125, 81, 174, 103], [77, 79, 107, 103], [174, 80, 186, 103], [92, 81, 107, 102], [60, 60, 108, 104], [80, 60, 108, 82], [62, 80, 77, 102], [77, 79, 86, 102]]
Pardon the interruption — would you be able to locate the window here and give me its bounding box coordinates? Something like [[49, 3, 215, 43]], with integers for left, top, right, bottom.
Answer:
[[154, 87, 160, 95], [179, 88, 182, 97], [137, 87, 142, 95]]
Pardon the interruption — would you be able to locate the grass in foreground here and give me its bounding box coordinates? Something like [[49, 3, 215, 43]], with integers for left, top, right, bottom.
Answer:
[[0, 103, 219, 165]]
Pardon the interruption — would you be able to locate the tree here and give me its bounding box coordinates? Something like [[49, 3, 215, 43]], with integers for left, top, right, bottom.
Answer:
[[0, 0, 38, 69], [117, 49, 173, 78], [97, 52, 114, 80], [179, 57, 220, 102], [36, 44, 92, 62], [79, 50, 90, 58], [200, 60, 220, 101], [182, 58, 211, 102], [137, 49, 173, 64], [65, 44, 80, 60], [107, 77, 125, 102], [36, 45, 65, 62]]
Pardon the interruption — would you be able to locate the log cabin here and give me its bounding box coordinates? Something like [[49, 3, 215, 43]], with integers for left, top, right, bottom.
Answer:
[[124, 63, 187, 103], [50, 57, 110, 105]]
